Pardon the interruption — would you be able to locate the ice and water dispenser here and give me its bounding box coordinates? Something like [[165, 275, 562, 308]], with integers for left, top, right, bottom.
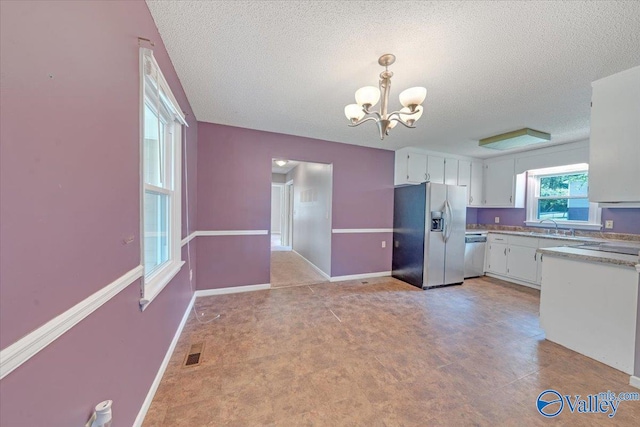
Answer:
[[431, 211, 444, 232]]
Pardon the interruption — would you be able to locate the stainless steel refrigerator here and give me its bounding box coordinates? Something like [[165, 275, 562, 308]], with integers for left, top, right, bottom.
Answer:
[[392, 182, 467, 289]]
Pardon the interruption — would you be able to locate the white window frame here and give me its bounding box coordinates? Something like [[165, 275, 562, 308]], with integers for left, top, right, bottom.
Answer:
[[139, 48, 187, 309], [525, 164, 602, 231]]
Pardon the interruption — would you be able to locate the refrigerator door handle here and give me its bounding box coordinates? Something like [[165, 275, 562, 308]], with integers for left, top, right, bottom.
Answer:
[[444, 200, 453, 242], [441, 203, 448, 242]]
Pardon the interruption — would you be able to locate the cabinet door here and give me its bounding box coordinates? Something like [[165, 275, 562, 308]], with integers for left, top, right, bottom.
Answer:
[[458, 160, 472, 205], [483, 158, 515, 206], [407, 152, 427, 183], [469, 161, 484, 206], [444, 158, 458, 185], [536, 238, 574, 284], [589, 66, 640, 202], [486, 243, 508, 275], [458, 160, 471, 186], [427, 156, 445, 183], [507, 245, 538, 283]]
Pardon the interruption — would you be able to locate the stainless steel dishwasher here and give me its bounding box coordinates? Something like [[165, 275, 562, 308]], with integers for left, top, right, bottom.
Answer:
[[464, 233, 487, 278]]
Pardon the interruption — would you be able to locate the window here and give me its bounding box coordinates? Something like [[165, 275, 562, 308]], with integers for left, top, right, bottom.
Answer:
[[140, 48, 187, 308], [526, 164, 601, 230]]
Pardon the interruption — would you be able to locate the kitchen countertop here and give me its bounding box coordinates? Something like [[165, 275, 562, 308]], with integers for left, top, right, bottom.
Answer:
[[483, 229, 603, 243], [537, 246, 640, 269], [466, 229, 640, 269]]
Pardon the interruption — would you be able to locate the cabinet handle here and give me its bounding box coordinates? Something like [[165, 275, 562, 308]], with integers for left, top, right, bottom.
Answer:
[[541, 254, 543, 262], [424, 173, 427, 180], [504, 248, 507, 255], [510, 195, 513, 203], [470, 196, 473, 203], [427, 173, 430, 181], [534, 253, 537, 261]]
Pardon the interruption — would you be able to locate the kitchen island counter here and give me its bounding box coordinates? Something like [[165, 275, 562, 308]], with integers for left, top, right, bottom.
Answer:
[[537, 246, 639, 269], [539, 245, 640, 376]]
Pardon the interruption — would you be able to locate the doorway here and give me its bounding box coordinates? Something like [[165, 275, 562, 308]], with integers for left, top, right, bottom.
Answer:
[[270, 158, 332, 288]]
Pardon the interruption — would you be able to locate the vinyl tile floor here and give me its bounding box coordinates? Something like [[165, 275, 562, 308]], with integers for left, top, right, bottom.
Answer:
[[143, 276, 640, 426], [270, 251, 328, 289]]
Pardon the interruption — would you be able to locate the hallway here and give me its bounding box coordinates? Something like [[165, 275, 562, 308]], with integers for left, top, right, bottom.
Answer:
[[270, 251, 328, 288]]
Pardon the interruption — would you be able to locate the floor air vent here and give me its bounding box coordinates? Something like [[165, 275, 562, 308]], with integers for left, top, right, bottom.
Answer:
[[184, 342, 204, 367]]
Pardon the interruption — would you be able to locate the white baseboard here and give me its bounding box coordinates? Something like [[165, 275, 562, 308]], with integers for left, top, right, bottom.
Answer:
[[292, 250, 331, 280], [630, 375, 640, 390], [194, 283, 271, 297], [133, 294, 195, 427], [0, 265, 143, 380], [330, 271, 391, 282]]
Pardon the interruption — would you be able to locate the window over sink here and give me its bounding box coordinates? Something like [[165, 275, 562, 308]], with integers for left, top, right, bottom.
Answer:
[[525, 163, 602, 230]]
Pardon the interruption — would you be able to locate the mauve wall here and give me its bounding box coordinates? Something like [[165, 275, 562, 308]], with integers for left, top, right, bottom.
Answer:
[[0, 1, 196, 425], [197, 122, 394, 287], [477, 208, 527, 227], [466, 208, 478, 225], [601, 208, 640, 234], [472, 207, 640, 234]]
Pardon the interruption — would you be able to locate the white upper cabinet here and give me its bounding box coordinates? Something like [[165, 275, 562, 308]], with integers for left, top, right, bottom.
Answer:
[[394, 147, 482, 190], [444, 158, 458, 185], [483, 158, 525, 207], [427, 156, 445, 183], [407, 152, 427, 183], [469, 161, 484, 207], [589, 66, 640, 203], [457, 160, 484, 207], [458, 160, 471, 187]]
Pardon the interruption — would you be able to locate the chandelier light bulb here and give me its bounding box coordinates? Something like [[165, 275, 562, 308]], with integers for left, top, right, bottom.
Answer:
[[400, 105, 423, 124], [275, 160, 288, 167], [344, 104, 365, 121], [399, 87, 427, 108], [355, 86, 381, 108]]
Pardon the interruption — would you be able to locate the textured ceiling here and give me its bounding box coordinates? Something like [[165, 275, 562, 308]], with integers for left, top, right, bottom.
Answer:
[[272, 159, 300, 174], [146, 1, 640, 158]]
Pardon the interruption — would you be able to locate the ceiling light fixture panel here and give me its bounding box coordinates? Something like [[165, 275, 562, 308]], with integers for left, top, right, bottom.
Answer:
[[479, 128, 551, 150]]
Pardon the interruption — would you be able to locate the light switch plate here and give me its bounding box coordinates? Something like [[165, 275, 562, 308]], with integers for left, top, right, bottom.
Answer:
[[381, 241, 386, 248], [495, 217, 500, 224], [605, 220, 614, 229]]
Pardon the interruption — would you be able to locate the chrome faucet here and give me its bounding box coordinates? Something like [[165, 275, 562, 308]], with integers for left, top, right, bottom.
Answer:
[[539, 218, 559, 235]]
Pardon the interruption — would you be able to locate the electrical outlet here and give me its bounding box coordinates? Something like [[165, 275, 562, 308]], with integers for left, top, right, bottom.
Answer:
[[605, 220, 614, 229], [381, 241, 386, 248], [495, 217, 500, 224]]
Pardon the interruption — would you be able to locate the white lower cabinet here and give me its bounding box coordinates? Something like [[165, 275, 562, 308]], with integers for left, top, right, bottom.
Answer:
[[486, 242, 508, 275], [507, 244, 538, 283], [484, 234, 576, 289]]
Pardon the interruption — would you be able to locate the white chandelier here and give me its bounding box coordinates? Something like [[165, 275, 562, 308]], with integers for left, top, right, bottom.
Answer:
[[345, 54, 427, 140]]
